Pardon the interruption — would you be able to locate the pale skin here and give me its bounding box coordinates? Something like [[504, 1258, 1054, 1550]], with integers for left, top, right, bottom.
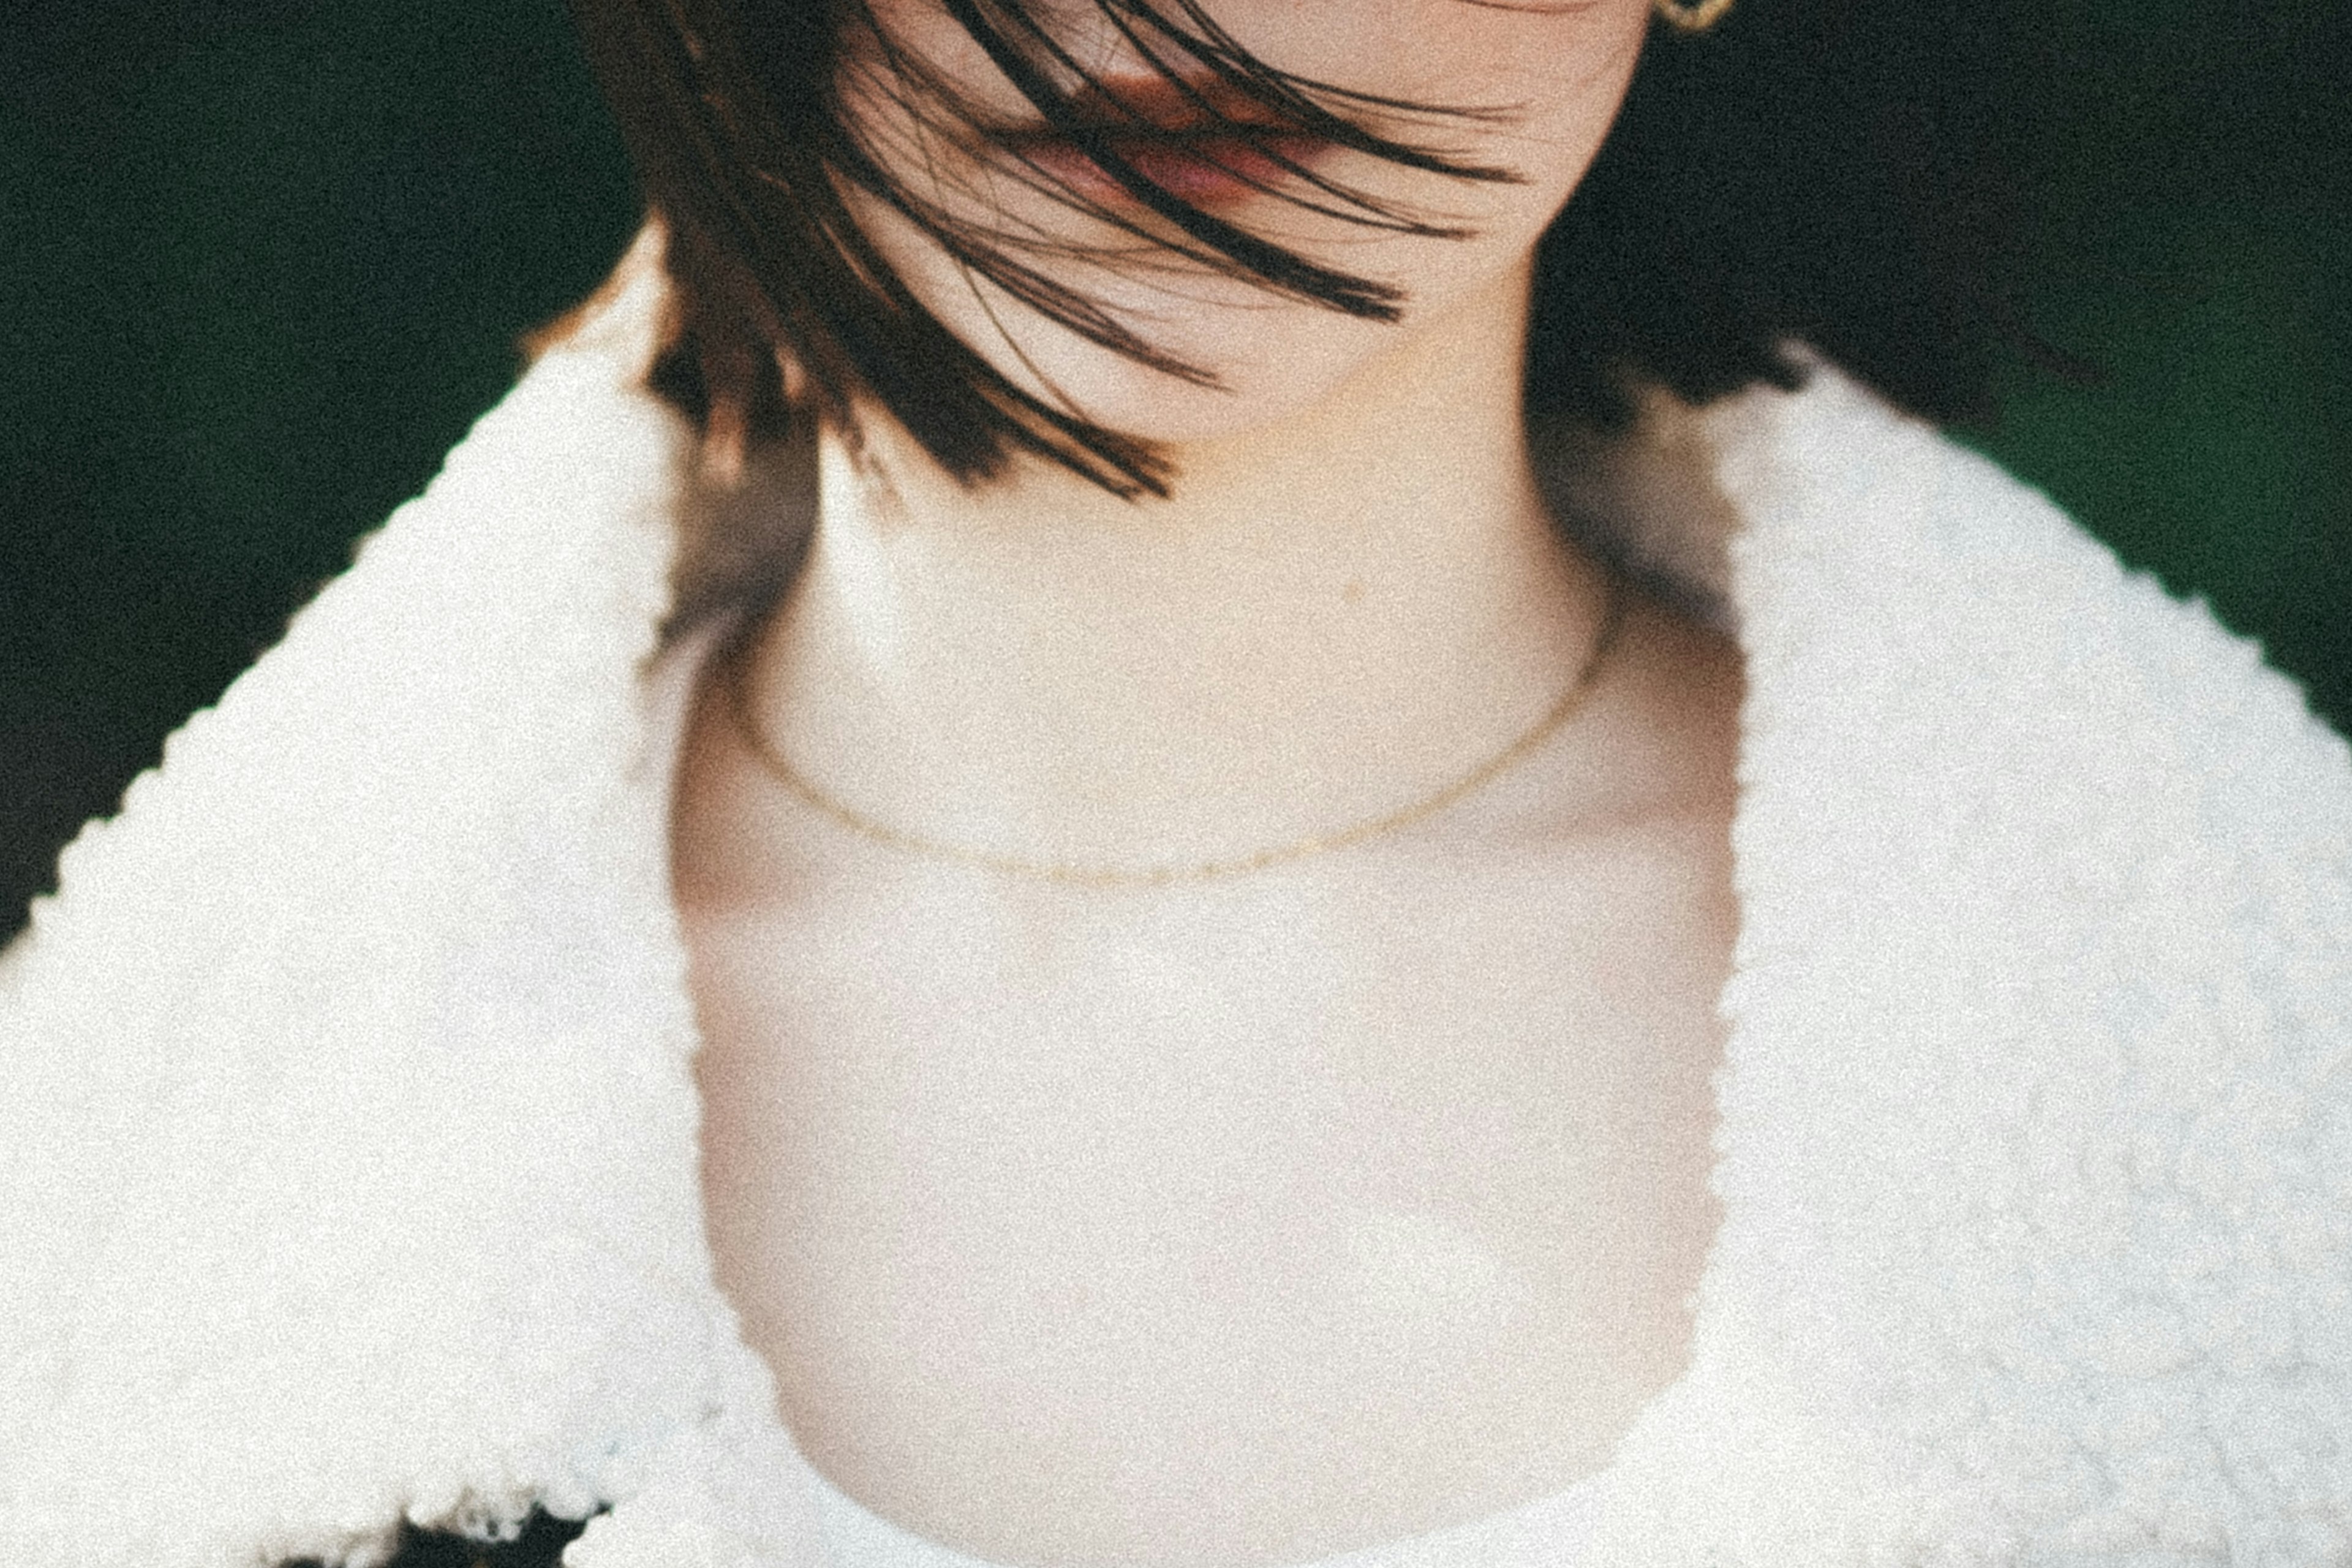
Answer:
[[671, 2, 1741, 1564]]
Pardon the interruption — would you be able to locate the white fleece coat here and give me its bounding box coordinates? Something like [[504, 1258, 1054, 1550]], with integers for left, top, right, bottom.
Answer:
[[3, 237, 2350, 1568]]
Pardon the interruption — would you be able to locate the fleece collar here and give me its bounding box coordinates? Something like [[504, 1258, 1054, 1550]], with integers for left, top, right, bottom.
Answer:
[[4, 227, 2348, 1568]]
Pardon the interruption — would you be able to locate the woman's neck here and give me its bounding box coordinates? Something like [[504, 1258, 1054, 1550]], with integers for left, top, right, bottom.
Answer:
[[738, 260, 1611, 871]]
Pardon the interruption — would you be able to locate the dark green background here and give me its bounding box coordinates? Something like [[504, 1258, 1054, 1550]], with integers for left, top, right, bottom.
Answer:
[[3, 0, 2348, 940]]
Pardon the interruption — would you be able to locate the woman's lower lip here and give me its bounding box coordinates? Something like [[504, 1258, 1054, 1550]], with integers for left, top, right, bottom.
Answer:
[[1019, 134, 1330, 210]]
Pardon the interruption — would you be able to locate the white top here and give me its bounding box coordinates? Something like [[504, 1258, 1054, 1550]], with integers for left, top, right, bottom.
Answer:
[[786, 1441, 1611, 1568]]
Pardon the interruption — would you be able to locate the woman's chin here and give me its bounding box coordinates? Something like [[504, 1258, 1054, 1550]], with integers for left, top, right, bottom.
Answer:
[[976, 317, 1407, 451], [1042, 375, 1353, 450]]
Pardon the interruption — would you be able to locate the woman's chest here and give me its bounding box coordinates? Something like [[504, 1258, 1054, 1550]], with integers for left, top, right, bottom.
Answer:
[[682, 827, 1731, 1567]]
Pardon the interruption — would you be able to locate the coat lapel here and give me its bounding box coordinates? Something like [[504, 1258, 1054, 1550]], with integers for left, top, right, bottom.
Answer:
[[1593, 366, 2352, 1565], [1, 229, 802, 1568]]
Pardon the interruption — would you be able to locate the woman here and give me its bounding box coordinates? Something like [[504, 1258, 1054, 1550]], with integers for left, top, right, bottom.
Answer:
[[2, 1, 2347, 1565]]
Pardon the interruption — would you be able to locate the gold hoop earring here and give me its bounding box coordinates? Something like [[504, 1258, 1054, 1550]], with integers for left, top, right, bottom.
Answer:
[[1654, 0, 1735, 31]]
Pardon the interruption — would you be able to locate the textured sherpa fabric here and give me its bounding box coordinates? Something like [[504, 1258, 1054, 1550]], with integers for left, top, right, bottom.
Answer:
[[2, 227, 2349, 1567]]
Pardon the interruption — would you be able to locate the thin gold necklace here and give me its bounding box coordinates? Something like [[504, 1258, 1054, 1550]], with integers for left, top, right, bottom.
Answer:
[[726, 573, 1626, 888]]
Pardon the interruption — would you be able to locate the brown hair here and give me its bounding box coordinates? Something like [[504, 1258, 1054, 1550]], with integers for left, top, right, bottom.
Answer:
[[554, 0, 2022, 499]]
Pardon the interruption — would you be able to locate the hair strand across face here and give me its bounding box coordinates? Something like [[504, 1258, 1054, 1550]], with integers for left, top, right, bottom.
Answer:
[[560, 0, 2026, 519]]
